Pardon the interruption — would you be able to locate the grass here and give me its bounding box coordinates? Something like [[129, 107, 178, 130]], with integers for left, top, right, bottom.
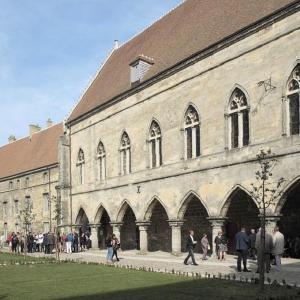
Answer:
[[0, 253, 299, 300]]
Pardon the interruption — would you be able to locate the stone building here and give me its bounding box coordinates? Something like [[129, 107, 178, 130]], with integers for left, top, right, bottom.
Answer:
[[1, 0, 300, 256], [0, 122, 63, 238], [63, 0, 300, 255]]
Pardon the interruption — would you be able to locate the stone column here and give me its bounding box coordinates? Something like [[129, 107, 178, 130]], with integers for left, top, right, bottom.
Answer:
[[90, 225, 99, 249], [208, 217, 227, 256], [155, 139, 160, 167], [110, 222, 123, 242], [265, 215, 281, 234], [192, 126, 197, 158], [238, 111, 243, 147], [136, 222, 150, 254], [169, 220, 184, 255]]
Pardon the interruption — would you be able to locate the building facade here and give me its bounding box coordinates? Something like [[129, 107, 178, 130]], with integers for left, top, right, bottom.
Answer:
[[63, 0, 300, 255], [0, 123, 63, 238], [1, 0, 300, 256]]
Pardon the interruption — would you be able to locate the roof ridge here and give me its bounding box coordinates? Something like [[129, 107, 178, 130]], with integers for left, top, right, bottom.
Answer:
[[65, 46, 117, 124], [117, 0, 185, 51], [0, 122, 62, 149]]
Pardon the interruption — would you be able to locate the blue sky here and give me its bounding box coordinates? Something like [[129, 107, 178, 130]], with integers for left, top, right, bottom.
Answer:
[[0, 0, 180, 146]]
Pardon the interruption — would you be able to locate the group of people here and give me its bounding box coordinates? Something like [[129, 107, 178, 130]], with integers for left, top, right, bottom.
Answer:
[[60, 232, 92, 254], [235, 226, 285, 273], [183, 226, 285, 274], [4, 232, 54, 254], [105, 234, 120, 263], [2, 230, 92, 255]]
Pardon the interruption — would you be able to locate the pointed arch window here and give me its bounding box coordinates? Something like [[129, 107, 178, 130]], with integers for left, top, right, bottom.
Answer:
[[77, 148, 85, 185], [149, 121, 162, 168], [287, 64, 300, 136], [228, 88, 249, 149], [184, 105, 200, 159], [120, 132, 131, 175], [97, 141, 106, 181]]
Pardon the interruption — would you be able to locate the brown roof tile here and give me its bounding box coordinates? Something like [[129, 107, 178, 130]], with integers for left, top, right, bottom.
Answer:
[[68, 0, 297, 123], [0, 123, 63, 179]]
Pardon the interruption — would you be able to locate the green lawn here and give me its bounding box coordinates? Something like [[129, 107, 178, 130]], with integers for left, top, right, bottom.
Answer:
[[0, 253, 299, 300]]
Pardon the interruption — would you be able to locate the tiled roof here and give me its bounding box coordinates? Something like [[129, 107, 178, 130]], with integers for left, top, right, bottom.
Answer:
[[68, 0, 297, 123], [0, 123, 63, 179]]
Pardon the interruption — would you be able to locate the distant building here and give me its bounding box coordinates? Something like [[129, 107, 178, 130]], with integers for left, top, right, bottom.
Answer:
[[0, 122, 63, 238]]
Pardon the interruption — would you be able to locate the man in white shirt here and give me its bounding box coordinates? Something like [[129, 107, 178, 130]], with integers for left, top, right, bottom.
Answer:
[[272, 227, 285, 272]]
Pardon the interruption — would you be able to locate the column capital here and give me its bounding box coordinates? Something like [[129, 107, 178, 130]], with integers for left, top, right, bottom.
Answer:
[[88, 223, 101, 229], [136, 221, 151, 230], [109, 222, 123, 228], [168, 220, 184, 228], [259, 214, 282, 221], [207, 217, 227, 227]]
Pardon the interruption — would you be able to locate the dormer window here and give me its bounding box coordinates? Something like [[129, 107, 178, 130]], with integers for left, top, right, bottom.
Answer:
[[130, 55, 154, 87]]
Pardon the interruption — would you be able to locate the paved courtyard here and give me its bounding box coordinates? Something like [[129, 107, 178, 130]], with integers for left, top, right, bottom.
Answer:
[[28, 249, 300, 286]]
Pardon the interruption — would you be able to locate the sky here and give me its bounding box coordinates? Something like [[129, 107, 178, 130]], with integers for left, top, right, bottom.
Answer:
[[0, 0, 181, 146]]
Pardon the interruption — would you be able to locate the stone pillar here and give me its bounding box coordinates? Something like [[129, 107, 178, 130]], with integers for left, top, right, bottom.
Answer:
[[110, 222, 123, 242], [155, 139, 160, 167], [126, 149, 130, 174], [238, 111, 243, 147], [208, 217, 227, 256], [169, 220, 184, 255], [90, 225, 99, 249], [136, 222, 150, 253], [265, 216, 281, 234], [192, 126, 197, 158]]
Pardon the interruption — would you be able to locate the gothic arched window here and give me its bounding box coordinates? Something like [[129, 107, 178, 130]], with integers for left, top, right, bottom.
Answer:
[[149, 120, 162, 168], [184, 105, 200, 159], [287, 64, 300, 136], [228, 88, 249, 149], [97, 141, 106, 181], [120, 132, 131, 175], [77, 148, 85, 184]]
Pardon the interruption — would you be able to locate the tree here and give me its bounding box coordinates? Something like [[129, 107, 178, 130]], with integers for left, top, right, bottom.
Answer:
[[51, 194, 63, 262], [249, 148, 285, 292], [19, 199, 35, 262]]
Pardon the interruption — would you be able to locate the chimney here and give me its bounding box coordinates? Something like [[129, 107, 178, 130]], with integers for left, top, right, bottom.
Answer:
[[29, 124, 41, 137], [114, 39, 119, 50], [8, 135, 16, 143], [46, 118, 53, 128]]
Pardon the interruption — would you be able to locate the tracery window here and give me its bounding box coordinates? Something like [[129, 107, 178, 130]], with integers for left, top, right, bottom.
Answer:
[[97, 141, 106, 181], [184, 105, 200, 159], [149, 121, 162, 168], [287, 65, 300, 136], [77, 148, 85, 185], [228, 88, 249, 149], [120, 132, 131, 175]]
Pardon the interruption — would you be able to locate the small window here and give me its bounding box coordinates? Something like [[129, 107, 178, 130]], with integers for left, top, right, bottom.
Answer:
[[97, 142, 106, 181], [130, 56, 154, 86], [149, 121, 162, 168], [120, 132, 131, 175], [3, 202, 7, 217], [16, 180, 20, 189], [77, 149, 85, 185], [184, 105, 200, 159], [14, 200, 19, 215], [228, 88, 249, 149], [43, 172, 48, 184], [9, 181, 13, 190], [25, 177, 30, 188], [43, 193, 49, 212]]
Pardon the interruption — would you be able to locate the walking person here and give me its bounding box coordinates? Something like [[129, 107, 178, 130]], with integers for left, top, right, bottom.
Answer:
[[214, 231, 222, 260], [235, 227, 250, 272], [183, 230, 198, 266], [106, 234, 113, 263], [255, 228, 273, 273], [112, 234, 120, 262], [249, 229, 257, 260], [66, 232, 74, 254], [272, 227, 285, 272], [201, 233, 209, 260]]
